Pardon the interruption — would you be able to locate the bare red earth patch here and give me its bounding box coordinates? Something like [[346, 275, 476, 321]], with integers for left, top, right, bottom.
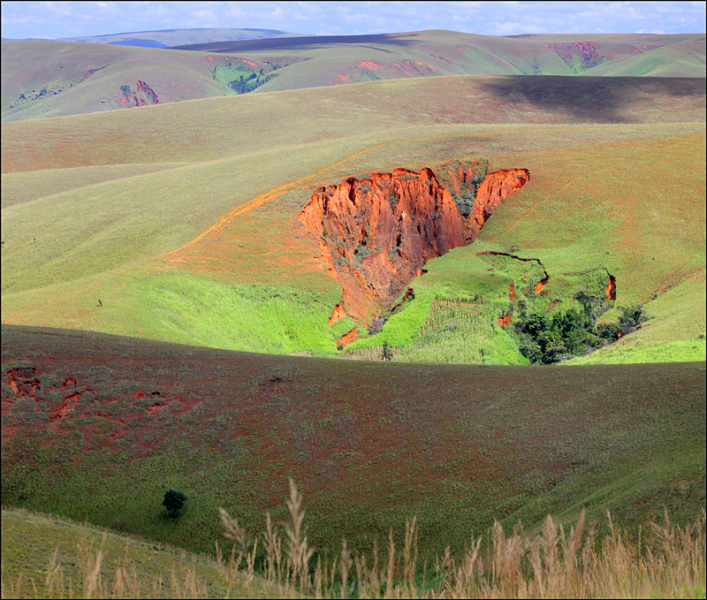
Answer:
[[337, 327, 359, 349]]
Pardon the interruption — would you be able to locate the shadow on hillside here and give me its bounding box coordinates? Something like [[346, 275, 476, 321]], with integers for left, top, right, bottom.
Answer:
[[478, 76, 706, 124], [171, 33, 420, 53]]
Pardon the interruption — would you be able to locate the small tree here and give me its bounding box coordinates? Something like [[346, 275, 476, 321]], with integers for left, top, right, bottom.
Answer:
[[163, 489, 187, 518], [382, 341, 393, 362]]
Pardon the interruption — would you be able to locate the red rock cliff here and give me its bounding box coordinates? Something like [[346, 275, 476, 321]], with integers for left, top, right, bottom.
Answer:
[[300, 164, 529, 323], [467, 169, 530, 241]]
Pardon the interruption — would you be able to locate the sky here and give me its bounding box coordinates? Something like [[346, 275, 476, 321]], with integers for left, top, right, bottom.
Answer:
[[1, 1, 705, 40]]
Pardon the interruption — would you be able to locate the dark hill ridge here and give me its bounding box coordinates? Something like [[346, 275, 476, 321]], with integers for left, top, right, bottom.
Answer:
[[2, 325, 704, 558], [56, 27, 303, 47], [170, 32, 419, 51]]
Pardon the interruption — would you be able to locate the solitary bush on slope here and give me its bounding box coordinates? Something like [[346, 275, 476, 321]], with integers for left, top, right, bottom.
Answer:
[[162, 489, 187, 518]]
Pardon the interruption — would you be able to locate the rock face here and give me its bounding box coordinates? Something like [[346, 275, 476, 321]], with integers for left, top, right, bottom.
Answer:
[[120, 81, 161, 107], [299, 163, 529, 324], [328, 302, 349, 326], [606, 275, 617, 301]]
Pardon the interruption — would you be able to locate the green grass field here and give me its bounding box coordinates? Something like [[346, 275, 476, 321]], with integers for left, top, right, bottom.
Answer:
[[1, 326, 705, 563]]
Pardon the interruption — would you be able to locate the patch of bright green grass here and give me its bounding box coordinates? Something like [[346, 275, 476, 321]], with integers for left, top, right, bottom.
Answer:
[[126, 271, 346, 356]]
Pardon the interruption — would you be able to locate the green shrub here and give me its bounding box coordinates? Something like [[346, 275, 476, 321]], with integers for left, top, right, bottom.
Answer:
[[162, 489, 187, 518], [514, 292, 647, 364], [619, 305, 649, 336]]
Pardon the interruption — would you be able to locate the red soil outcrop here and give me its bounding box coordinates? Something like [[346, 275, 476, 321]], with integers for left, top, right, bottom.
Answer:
[[546, 42, 602, 69], [120, 81, 160, 107], [606, 275, 617, 302], [498, 314, 511, 328], [534, 275, 549, 294], [6, 368, 40, 397], [466, 169, 530, 242], [337, 327, 359, 350], [328, 302, 348, 326], [300, 164, 529, 324], [136, 80, 160, 104], [509, 283, 517, 302]]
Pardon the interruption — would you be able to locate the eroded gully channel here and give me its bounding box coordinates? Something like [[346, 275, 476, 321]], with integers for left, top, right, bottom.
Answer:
[[299, 160, 532, 348]]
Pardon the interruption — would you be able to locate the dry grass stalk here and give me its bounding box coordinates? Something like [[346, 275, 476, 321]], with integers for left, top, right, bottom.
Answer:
[[339, 539, 352, 598], [285, 477, 315, 590], [403, 518, 418, 594], [385, 527, 397, 599], [263, 511, 282, 583]]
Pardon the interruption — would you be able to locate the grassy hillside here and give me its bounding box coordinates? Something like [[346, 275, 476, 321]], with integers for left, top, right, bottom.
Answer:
[[1, 325, 705, 562], [1, 40, 295, 122], [1, 38, 705, 597], [1, 75, 704, 364], [182, 31, 706, 89], [2, 31, 704, 122], [4, 507, 705, 599], [1, 508, 266, 599]]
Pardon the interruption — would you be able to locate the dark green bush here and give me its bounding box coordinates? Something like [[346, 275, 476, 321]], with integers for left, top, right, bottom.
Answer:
[[619, 305, 649, 335], [163, 489, 187, 518], [514, 293, 647, 364]]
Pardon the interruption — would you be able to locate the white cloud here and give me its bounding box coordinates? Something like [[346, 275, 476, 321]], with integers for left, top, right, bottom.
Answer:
[[194, 9, 215, 20]]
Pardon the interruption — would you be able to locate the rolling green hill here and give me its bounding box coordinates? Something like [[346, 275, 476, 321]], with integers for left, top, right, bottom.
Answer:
[[1, 75, 704, 364], [1, 325, 704, 561], [2, 31, 704, 122], [0, 39, 297, 122]]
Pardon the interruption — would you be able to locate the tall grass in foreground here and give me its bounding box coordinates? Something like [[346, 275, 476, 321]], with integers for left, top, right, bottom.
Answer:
[[3, 480, 705, 599]]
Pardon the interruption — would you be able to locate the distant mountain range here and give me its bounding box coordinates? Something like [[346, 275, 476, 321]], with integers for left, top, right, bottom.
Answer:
[[56, 27, 304, 47]]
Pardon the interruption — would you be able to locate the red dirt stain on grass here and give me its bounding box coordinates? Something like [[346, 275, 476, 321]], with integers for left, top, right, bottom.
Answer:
[[49, 391, 84, 421], [62, 378, 77, 394], [145, 402, 166, 415], [509, 282, 517, 302], [498, 314, 511, 328]]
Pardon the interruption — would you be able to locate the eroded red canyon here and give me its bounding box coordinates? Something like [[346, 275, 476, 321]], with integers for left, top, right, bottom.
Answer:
[[299, 161, 529, 331]]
